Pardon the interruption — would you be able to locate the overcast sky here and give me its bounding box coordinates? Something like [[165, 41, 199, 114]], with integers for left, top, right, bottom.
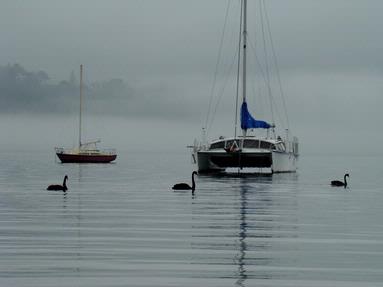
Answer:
[[1, 0, 382, 154], [1, 0, 383, 78]]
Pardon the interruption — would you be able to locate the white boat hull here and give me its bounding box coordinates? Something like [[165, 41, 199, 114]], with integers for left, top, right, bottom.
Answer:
[[196, 149, 297, 174], [271, 151, 298, 173]]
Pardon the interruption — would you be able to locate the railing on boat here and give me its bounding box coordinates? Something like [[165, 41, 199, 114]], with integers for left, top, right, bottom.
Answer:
[[55, 147, 117, 155]]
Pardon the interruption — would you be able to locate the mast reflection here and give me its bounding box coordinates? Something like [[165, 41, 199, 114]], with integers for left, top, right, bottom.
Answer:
[[235, 181, 248, 286]]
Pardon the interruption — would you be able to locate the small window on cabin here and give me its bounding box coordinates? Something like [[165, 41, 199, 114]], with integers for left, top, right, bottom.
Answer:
[[210, 141, 225, 149], [260, 141, 271, 149], [244, 139, 259, 148]]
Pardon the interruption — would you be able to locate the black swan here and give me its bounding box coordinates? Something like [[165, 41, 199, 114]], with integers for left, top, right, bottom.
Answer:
[[172, 171, 197, 191], [47, 175, 68, 191], [331, 173, 349, 188]]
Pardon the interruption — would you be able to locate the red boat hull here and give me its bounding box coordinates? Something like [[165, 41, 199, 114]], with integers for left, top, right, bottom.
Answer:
[[56, 153, 117, 163]]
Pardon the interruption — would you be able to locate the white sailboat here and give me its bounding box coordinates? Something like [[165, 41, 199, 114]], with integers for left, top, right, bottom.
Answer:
[[191, 0, 299, 174]]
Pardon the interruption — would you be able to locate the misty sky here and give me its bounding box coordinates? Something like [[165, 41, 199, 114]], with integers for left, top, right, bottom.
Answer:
[[1, 0, 383, 154]]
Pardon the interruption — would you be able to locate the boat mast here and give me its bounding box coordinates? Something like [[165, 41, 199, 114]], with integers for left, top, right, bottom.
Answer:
[[241, 0, 248, 148], [79, 64, 83, 150], [242, 0, 247, 105]]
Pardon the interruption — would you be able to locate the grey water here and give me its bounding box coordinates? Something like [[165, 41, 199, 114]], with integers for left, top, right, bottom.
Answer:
[[0, 148, 383, 287]]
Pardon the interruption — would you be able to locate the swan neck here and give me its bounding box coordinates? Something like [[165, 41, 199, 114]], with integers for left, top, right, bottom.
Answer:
[[192, 173, 196, 190], [344, 175, 347, 187]]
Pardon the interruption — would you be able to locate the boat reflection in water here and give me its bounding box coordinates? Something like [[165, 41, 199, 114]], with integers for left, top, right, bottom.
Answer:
[[190, 173, 298, 285], [235, 182, 249, 287]]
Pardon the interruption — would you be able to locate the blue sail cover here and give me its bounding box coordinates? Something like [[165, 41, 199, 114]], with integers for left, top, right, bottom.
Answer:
[[240, 102, 271, 130]]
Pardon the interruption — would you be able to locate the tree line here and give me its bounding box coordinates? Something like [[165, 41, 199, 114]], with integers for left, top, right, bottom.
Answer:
[[0, 63, 133, 115]]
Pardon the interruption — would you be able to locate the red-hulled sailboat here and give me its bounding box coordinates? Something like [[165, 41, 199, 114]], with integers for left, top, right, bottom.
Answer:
[[55, 65, 117, 163]]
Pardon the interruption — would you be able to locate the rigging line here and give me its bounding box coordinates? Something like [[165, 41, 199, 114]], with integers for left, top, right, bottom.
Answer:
[[248, 39, 267, 95], [262, 76, 285, 130], [207, 46, 240, 134], [234, 0, 243, 139], [259, 0, 275, 126], [249, 37, 286, 131], [204, 0, 231, 131], [248, 39, 266, 113], [247, 40, 270, 111], [262, 0, 290, 130]]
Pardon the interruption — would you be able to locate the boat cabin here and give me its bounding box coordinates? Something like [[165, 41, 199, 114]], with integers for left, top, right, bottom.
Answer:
[[209, 137, 286, 152]]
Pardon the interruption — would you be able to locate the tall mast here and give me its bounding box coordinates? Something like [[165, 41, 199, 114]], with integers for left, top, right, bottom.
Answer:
[[241, 0, 248, 147], [242, 0, 247, 105], [79, 64, 83, 149]]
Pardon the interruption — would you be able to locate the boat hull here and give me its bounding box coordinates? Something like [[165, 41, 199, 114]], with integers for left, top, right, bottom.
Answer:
[[56, 153, 117, 163], [271, 151, 298, 173], [196, 150, 297, 173]]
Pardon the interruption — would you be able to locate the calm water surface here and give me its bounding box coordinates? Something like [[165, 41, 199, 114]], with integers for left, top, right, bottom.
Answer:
[[0, 149, 382, 286]]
